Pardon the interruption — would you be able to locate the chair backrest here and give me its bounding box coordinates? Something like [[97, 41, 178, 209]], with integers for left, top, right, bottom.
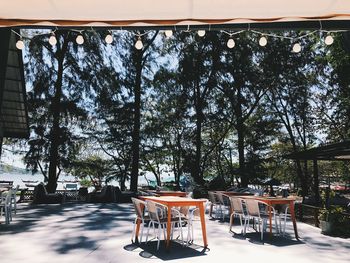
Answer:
[[244, 199, 261, 217], [11, 185, 19, 197], [145, 200, 166, 222], [208, 191, 217, 203], [230, 197, 244, 214], [4, 189, 13, 205], [131, 197, 146, 219]]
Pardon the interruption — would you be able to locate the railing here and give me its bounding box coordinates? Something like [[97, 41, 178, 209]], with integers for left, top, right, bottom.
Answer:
[[295, 203, 350, 228], [18, 189, 79, 203]]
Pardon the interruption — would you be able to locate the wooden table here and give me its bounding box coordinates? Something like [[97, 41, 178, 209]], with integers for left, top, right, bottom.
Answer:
[[216, 191, 254, 196], [138, 196, 208, 249], [146, 190, 187, 197], [239, 196, 299, 239]]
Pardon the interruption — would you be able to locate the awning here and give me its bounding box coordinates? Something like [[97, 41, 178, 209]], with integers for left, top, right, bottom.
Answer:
[[1, 0, 350, 27], [0, 29, 29, 139]]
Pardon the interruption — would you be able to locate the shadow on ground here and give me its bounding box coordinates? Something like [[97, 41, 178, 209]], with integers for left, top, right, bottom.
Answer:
[[124, 240, 207, 261]]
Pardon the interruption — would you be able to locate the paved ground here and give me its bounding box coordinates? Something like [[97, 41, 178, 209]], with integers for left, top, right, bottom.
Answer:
[[1, 203, 350, 263]]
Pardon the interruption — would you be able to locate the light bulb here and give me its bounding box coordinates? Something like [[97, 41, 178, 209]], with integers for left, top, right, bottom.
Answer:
[[165, 30, 173, 37], [325, 35, 334, 46], [105, 34, 113, 44], [135, 38, 143, 50], [76, 34, 84, 45], [259, 36, 267, 47], [16, 39, 24, 50], [197, 30, 206, 37], [227, 38, 235, 49], [292, 43, 301, 53], [49, 34, 57, 46]]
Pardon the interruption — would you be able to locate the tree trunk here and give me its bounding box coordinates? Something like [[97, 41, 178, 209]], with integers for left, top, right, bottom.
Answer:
[[237, 123, 247, 187], [130, 50, 143, 192], [236, 86, 247, 187], [47, 36, 68, 193], [193, 81, 204, 185]]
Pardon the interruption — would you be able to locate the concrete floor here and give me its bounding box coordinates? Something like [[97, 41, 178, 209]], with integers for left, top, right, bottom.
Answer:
[[0, 203, 349, 263]]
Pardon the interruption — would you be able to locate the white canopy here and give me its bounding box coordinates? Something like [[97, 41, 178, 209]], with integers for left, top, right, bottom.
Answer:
[[1, 0, 350, 27]]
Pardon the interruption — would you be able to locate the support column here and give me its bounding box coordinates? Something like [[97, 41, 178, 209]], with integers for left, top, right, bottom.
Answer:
[[313, 159, 320, 206], [313, 159, 320, 227]]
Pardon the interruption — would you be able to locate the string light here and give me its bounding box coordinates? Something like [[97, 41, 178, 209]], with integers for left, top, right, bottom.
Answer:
[[197, 30, 206, 37], [165, 30, 173, 38], [76, 34, 84, 45], [11, 27, 346, 54], [135, 36, 143, 50], [259, 36, 267, 47], [325, 35, 334, 45], [16, 39, 24, 50], [227, 38, 235, 49], [48, 33, 57, 46], [105, 33, 113, 44], [292, 43, 301, 53]]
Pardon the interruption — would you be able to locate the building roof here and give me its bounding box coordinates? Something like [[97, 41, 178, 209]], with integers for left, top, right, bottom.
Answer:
[[285, 141, 350, 161], [0, 28, 29, 139]]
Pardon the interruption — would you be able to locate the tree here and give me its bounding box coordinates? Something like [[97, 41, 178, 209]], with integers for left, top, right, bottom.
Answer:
[[69, 155, 113, 190], [263, 33, 318, 197], [24, 29, 104, 192]]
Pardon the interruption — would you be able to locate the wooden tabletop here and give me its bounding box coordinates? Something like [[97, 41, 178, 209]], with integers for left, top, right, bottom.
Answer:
[[146, 190, 187, 197]]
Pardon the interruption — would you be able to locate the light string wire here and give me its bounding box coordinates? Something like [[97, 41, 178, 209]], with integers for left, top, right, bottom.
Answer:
[[11, 24, 350, 50]]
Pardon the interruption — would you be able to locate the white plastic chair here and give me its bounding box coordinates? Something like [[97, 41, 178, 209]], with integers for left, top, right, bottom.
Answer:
[[243, 199, 279, 240], [0, 189, 13, 224], [131, 197, 150, 243]]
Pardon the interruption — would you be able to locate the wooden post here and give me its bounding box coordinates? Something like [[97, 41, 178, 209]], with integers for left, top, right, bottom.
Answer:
[[313, 159, 320, 227]]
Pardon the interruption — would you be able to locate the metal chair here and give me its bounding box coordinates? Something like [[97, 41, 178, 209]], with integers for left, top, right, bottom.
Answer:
[[64, 183, 78, 201], [11, 185, 19, 214], [216, 192, 231, 220], [0, 189, 13, 224], [145, 200, 187, 250], [131, 197, 150, 243], [229, 197, 247, 232], [243, 199, 279, 240], [208, 191, 221, 219]]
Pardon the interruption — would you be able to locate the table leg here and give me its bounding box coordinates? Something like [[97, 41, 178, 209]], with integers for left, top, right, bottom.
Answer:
[[289, 201, 299, 240], [135, 218, 141, 243], [199, 203, 208, 248], [166, 205, 172, 249], [268, 205, 272, 237]]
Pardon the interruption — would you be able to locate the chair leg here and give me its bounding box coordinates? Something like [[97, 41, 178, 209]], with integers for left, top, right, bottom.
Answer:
[[261, 220, 264, 241], [131, 218, 137, 242], [146, 221, 153, 243], [157, 224, 162, 250], [140, 219, 145, 243], [229, 213, 234, 232]]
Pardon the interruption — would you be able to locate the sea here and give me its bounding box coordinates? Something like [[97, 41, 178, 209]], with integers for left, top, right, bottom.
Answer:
[[0, 164, 175, 190]]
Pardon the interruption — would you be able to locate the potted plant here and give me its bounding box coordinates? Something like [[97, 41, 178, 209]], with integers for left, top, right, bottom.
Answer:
[[319, 206, 345, 235]]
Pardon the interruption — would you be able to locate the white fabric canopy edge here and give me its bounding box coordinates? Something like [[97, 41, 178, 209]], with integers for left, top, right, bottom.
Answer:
[[1, 0, 350, 27]]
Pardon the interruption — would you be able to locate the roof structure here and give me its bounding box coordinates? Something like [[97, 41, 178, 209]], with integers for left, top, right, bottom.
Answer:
[[0, 0, 350, 28], [0, 28, 29, 139], [285, 141, 350, 161]]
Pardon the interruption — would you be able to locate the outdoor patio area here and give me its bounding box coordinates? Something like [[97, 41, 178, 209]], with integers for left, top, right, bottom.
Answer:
[[1, 203, 349, 263]]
